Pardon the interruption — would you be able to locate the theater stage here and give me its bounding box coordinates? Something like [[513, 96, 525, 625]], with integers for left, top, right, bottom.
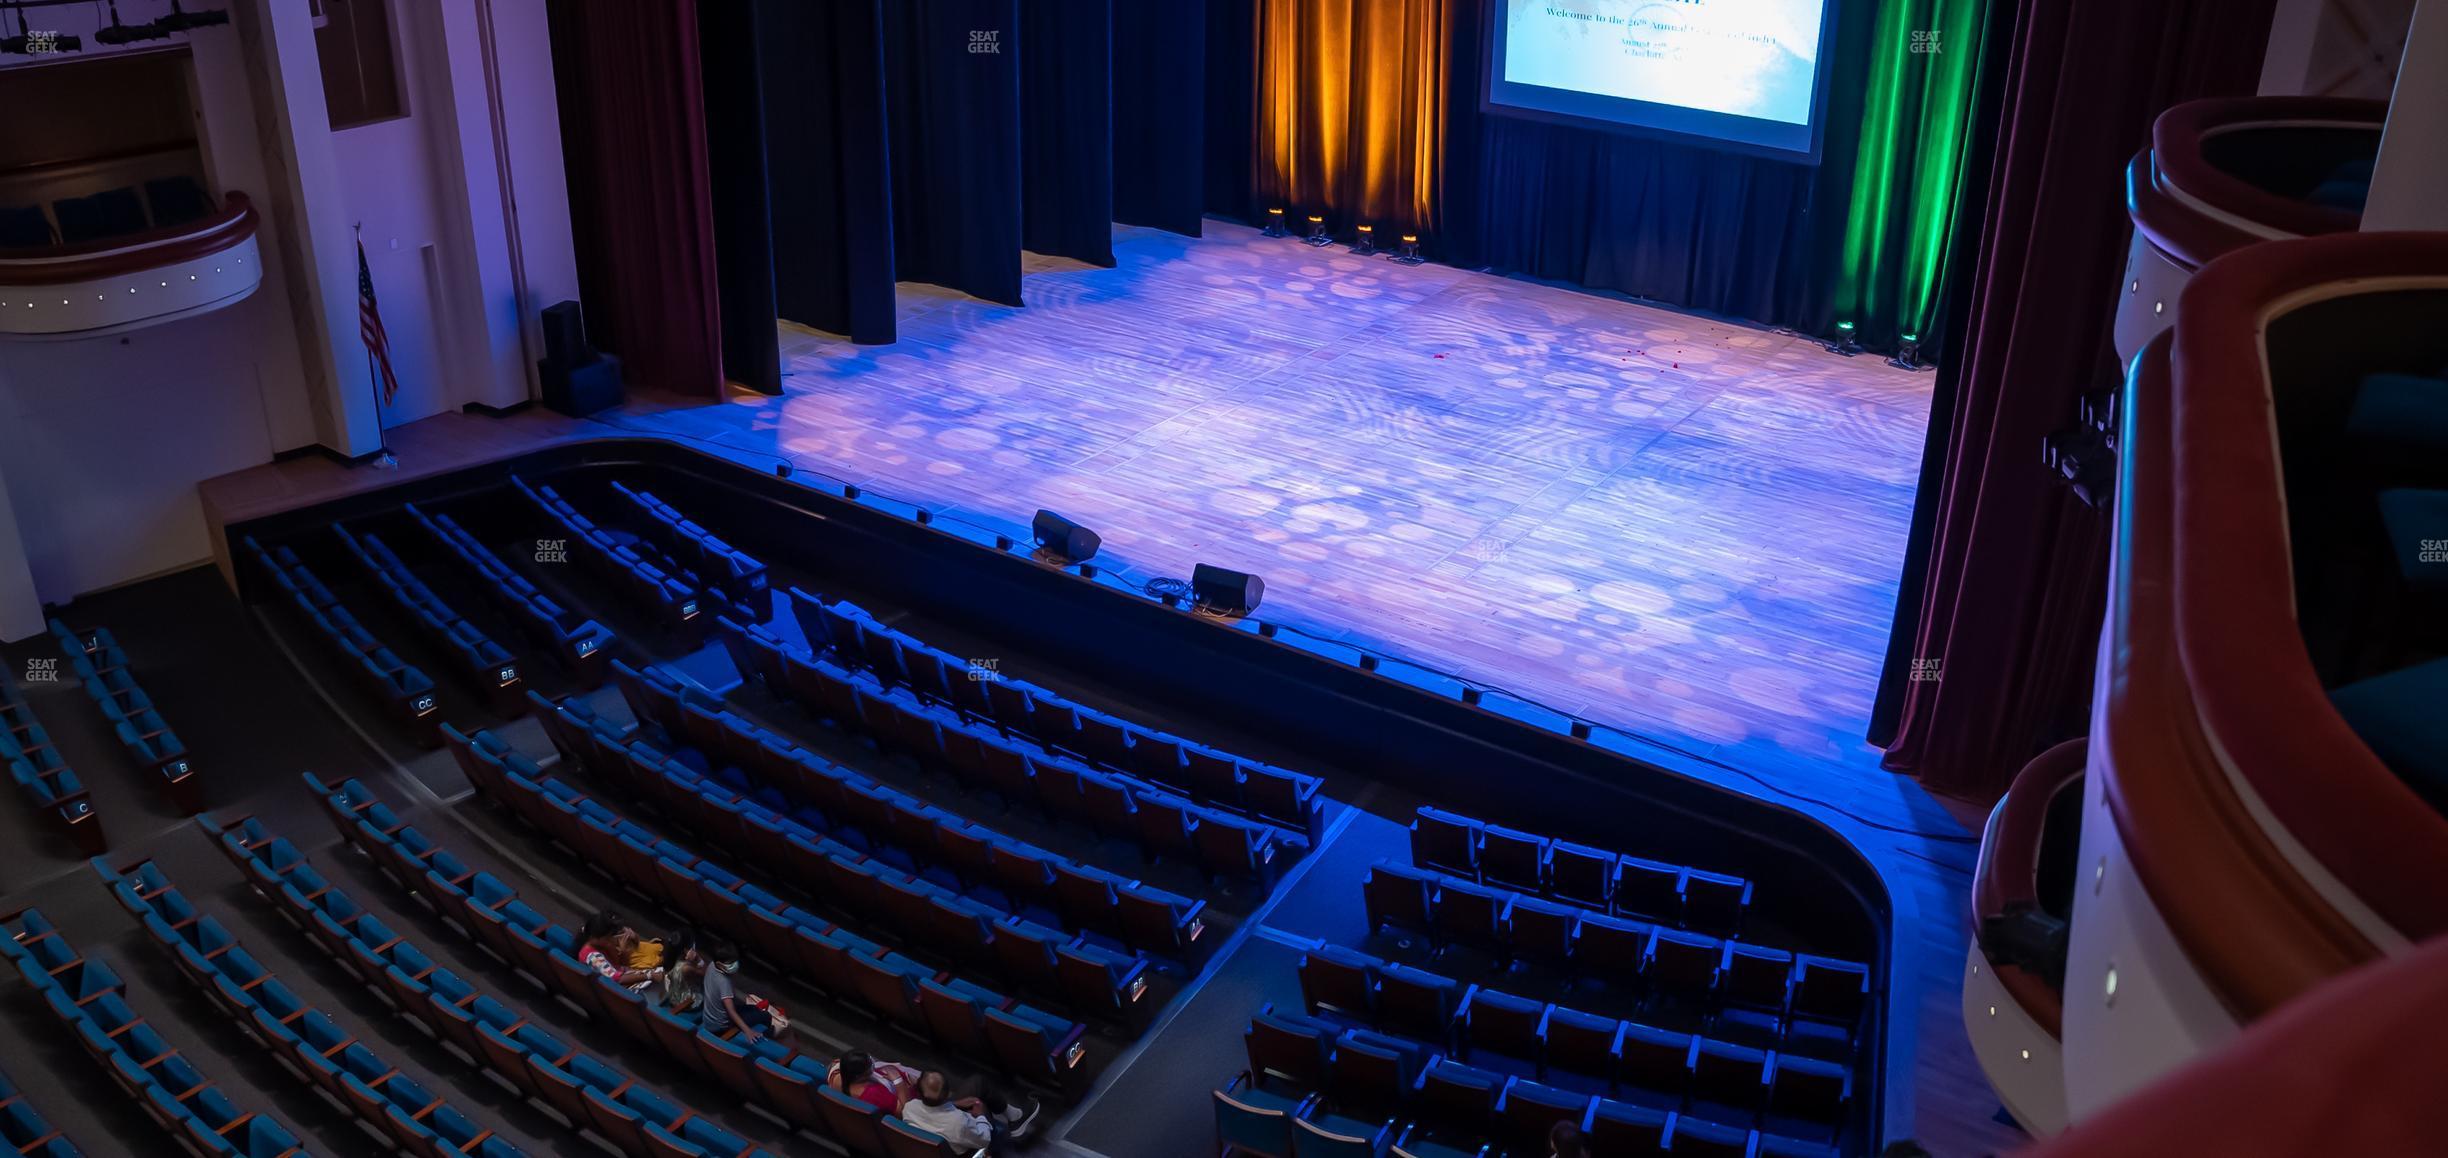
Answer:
[[662, 225, 1936, 821], [199, 222, 2016, 1152]]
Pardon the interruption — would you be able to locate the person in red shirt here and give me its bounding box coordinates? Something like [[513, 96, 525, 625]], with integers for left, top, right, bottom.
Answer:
[[829, 1050, 914, 1115]]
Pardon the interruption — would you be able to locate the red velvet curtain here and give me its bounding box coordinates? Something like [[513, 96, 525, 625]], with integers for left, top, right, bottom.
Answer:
[[1878, 0, 2281, 796], [547, 0, 723, 398]]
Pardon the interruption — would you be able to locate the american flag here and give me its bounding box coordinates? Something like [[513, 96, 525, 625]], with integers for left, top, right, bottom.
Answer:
[[357, 238, 401, 406]]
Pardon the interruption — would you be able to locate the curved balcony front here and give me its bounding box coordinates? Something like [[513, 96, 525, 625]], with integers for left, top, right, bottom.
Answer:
[[2115, 97, 2384, 363], [0, 192, 263, 340], [2069, 232, 2448, 1123], [1964, 737, 2085, 1136]]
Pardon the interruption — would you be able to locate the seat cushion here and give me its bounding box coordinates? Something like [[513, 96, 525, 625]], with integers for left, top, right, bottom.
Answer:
[[2331, 658, 2448, 813], [2348, 374, 2448, 473], [2376, 489, 2448, 592]]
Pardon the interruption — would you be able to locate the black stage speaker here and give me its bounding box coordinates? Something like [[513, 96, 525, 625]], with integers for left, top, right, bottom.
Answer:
[[1033, 509, 1100, 562], [541, 300, 593, 365], [538, 299, 623, 417], [1193, 563, 1264, 615]]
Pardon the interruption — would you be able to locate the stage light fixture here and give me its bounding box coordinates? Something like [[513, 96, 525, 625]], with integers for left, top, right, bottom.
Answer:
[[93, 0, 170, 45], [1261, 208, 1288, 238], [1825, 321, 1863, 357], [154, 1, 229, 33], [1349, 224, 1379, 257], [1391, 233, 1425, 266], [1303, 215, 1333, 247], [1888, 332, 1926, 371]]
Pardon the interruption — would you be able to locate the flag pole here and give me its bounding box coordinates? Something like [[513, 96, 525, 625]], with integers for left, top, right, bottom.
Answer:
[[355, 222, 398, 470]]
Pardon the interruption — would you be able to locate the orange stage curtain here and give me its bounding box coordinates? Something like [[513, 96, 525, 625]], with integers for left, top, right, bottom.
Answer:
[[1253, 0, 1457, 239]]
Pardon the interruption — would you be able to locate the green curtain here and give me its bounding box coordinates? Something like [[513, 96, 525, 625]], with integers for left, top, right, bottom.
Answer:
[[1830, 0, 1992, 351]]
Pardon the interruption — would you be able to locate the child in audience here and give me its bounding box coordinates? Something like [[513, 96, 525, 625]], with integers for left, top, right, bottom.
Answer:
[[698, 938, 790, 1043], [1549, 1120, 1590, 1157], [578, 911, 668, 991], [662, 943, 706, 1013], [898, 1069, 1040, 1155], [829, 1049, 918, 1115]]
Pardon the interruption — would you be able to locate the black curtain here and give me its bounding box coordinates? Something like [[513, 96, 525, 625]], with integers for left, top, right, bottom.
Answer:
[[885, 0, 1025, 306], [757, 0, 897, 345], [1203, 0, 1258, 221], [1113, 0, 1207, 236], [695, 0, 780, 392], [1433, 0, 1879, 331], [1020, 0, 1116, 265]]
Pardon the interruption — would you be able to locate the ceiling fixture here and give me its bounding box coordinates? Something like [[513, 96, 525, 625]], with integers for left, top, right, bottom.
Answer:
[[94, 0, 174, 45]]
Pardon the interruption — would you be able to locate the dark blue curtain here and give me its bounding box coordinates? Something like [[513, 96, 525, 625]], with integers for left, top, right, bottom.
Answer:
[[886, 0, 1024, 306], [1113, 0, 1207, 236], [755, 0, 896, 345], [696, 0, 780, 391], [1020, 0, 1116, 265], [1204, 0, 1259, 222], [1439, 0, 1879, 333]]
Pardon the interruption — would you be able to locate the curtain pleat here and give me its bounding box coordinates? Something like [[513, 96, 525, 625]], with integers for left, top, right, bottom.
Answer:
[[546, 0, 723, 396]]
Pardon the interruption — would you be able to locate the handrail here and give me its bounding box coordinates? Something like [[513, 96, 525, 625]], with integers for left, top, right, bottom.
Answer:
[[0, 192, 257, 283], [1974, 738, 2085, 923], [2151, 97, 2380, 240], [1973, 738, 2084, 1038], [2126, 150, 2265, 273], [2099, 235, 2448, 1020]]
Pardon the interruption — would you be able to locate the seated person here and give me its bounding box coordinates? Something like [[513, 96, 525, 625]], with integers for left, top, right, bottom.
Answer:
[[579, 911, 670, 991], [663, 944, 707, 1013], [698, 938, 790, 1043], [1550, 1121, 1589, 1158], [828, 1049, 917, 1115], [899, 1069, 1041, 1156]]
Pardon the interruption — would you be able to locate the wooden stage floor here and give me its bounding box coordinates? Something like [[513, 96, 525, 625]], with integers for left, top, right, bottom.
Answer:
[[201, 224, 2022, 1153]]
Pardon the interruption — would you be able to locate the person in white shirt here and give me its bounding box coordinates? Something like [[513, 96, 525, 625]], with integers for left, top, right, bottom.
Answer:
[[897, 1070, 1039, 1156]]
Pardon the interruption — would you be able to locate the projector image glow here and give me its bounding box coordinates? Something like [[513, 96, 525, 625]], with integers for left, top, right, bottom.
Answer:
[[1484, 0, 1840, 161]]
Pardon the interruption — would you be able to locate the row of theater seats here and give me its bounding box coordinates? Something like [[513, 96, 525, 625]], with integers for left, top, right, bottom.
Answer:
[[403, 502, 615, 687], [46, 618, 199, 814], [0, 178, 212, 248], [0, 1065, 83, 1158], [242, 536, 441, 746], [1364, 861, 1864, 1050], [305, 773, 1001, 1158], [0, 911, 308, 1158], [92, 858, 525, 1158], [1, 673, 102, 854], [201, 810, 793, 1158], [1411, 808, 1753, 938], [1216, 1002, 1840, 1158], [533, 688, 1177, 1024], [335, 525, 528, 716], [1293, 944, 1852, 1130], [598, 659, 1212, 959], [720, 616, 1311, 881], [608, 482, 768, 607], [787, 590, 1326, 839], [443, 726, 1098, 1097], [512, 478, 705, 636]]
